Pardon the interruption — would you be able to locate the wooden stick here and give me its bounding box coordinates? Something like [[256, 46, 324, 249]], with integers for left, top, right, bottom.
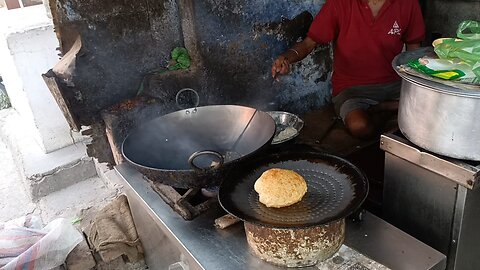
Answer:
[[215, 214, 241, 229]]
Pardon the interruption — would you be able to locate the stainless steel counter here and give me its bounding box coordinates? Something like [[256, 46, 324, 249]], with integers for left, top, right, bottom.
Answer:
[[115, 164, 446, 270], [381, 133, 480, 270]]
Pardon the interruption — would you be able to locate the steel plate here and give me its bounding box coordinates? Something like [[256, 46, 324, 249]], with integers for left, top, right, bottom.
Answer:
[[266, 111, 304, 144]]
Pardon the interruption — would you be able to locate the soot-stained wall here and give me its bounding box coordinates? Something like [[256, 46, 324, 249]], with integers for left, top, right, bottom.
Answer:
[[421, 0, 480, 44], [52, 0, 184, 123], [189, 0, 331, 113], [51, 0, 331, 126]]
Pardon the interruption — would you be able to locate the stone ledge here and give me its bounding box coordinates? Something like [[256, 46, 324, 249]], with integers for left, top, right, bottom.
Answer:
[[0, 109, 97, 200], [94, 158, 126, 191]]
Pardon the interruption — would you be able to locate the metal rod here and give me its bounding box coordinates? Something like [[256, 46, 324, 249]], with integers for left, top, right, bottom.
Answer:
[[231, 109, 258, 151]]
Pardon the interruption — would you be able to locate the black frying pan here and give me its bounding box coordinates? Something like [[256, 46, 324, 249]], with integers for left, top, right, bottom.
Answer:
[[218, 148, 369, 228]]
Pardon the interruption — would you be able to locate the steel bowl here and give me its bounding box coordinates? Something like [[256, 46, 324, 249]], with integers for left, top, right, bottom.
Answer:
[[266, 111, 304, 144]]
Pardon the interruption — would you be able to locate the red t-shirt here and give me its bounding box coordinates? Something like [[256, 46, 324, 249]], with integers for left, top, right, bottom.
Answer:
[[307, 0, 425, 96]]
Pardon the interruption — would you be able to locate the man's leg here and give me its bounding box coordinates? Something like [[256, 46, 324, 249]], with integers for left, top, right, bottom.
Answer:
[[344, 109, 375, 139], [371, 100, 399, 112], [333, 81, 401, 139]]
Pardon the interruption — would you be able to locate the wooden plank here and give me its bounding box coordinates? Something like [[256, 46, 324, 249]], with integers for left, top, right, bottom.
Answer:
[[42, 71, 81, 131]]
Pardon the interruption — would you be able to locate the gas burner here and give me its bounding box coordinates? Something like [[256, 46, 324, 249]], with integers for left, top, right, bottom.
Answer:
[[146, 177, 218, 220]]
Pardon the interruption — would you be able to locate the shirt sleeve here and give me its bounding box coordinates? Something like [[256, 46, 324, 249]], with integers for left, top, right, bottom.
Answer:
[[307, 0, 339, 44], [403, 0, 425, 44]]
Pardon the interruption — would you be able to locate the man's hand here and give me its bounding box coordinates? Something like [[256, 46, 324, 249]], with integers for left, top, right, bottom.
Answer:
[[271, 37, 318, 80], [271, 56, 291, 79]]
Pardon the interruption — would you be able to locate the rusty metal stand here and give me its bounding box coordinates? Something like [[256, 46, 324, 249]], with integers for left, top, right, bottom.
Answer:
[[148, 178, 218, 220]]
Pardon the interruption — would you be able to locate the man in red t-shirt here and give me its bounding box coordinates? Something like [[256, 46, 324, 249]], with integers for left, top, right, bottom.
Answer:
[[272, 0, 425, 138]]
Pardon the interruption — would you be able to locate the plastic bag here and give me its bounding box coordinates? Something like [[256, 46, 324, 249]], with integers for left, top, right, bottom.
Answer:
[[0, 217, 83, 270], [457, 20, 480, 40], [408, 59, 465, 80], [407, 56, 479, 84], [434, 20, 480, 78]]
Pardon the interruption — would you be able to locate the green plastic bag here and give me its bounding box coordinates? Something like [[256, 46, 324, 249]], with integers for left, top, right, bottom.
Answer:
[[457, 20, 480, 40], [407, 59, 465, 80], [434, 20, 480, 78]]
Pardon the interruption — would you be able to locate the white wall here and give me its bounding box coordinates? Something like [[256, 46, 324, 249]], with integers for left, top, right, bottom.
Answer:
[[0, 6, 83, 153]]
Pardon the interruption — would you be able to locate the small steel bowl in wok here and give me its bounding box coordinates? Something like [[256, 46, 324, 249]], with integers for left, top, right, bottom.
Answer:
[[266, 111, 304, 144]]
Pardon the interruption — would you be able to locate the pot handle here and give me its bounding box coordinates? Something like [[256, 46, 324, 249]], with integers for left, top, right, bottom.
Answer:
[[176, 88, 200, 110], [188, 150, 224, 171]]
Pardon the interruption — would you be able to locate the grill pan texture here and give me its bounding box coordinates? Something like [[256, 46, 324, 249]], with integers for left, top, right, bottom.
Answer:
[[219, 147, 369, 228]]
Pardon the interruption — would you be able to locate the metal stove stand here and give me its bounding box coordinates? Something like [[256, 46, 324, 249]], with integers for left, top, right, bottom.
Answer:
[[381, 133, 480, 270], [148, 178, 217, 220], [116, 163, 446, 270]]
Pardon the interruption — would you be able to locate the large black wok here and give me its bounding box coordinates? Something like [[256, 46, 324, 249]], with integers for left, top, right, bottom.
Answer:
[[122, 105, 276, 188]]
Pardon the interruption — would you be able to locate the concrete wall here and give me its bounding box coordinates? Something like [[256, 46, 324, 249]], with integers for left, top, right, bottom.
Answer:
[[51, 0, 332, 126], [53, 0, 184, 123], [0, 6, 82, 152], [190, 0, 331, 114]]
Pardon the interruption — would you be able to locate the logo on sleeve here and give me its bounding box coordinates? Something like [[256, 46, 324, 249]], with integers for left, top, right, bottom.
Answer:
[[388, 21, 401, 35]]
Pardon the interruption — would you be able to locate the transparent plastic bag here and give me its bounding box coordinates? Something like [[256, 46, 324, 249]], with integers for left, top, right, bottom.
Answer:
[[0, 217, 83, 270], [457, 20, 480, 40], [434, 20, 480, 78]]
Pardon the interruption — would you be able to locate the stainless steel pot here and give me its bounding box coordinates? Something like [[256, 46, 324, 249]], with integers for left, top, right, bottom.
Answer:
[[394, 48, 480, 161]]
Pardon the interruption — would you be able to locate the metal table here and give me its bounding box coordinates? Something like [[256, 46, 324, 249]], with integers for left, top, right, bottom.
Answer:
[[381, 133, 480, 270], [115, 164, 446, 270]]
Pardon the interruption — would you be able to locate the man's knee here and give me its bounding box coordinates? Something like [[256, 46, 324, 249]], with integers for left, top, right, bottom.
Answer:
[[345, 111, 375, 139]]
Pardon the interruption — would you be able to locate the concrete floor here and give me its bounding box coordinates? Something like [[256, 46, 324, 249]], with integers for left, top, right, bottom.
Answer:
[[0, 137, 35, 222], [0, 135, 119, 224], [0, 110, 148, 269]]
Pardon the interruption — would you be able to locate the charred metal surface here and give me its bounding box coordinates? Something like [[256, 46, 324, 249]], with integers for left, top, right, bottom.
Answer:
[[149, 180, 218, 220], [245, 219, 345, 267], [130, 162, 231, 189]]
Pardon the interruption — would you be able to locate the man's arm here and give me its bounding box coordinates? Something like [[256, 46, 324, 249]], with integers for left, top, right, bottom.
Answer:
[[284, 37, 318, 63], [272, 37, 318, 78]]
